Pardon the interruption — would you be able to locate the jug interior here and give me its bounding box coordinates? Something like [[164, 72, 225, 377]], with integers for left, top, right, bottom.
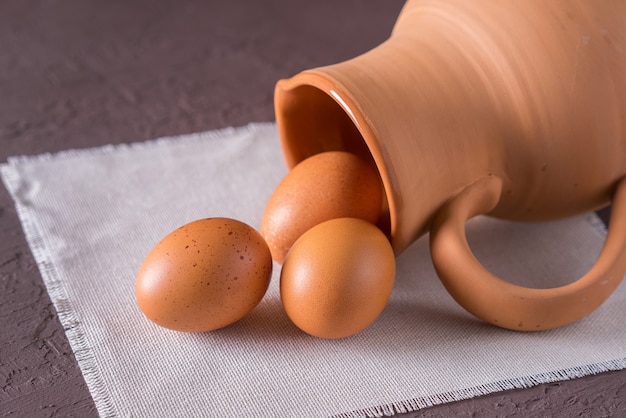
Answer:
[[275, 83, 392, 236]]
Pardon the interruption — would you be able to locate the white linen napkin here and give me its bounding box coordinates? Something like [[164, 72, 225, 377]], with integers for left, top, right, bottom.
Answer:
[[2, 123, 625, 418]]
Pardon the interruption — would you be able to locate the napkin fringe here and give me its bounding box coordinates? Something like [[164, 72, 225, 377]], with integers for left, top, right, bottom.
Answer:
[[0, 122, 278, 418], [0, 122, 280, 418], [334, 212, 614, 418], [2, 125, 623, 418], [1, 164, 119, 417], [4, 122, 277, 165], [334, 357, 626, 418]]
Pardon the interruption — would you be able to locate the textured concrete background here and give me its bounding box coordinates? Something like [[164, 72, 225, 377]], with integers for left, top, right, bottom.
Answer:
[[1, 1, 624, 417]]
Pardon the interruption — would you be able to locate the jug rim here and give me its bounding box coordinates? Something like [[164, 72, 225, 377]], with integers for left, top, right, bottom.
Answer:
[[274, 70, 398, 250]]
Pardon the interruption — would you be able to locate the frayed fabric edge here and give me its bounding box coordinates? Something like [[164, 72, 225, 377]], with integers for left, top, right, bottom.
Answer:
[[333, 213, 619, 418], [3, 121, 277, 165], [2, 159, 120, 418], [334, 358, 626, 418], [1, 124, 622, 418], [0, 122, 277, 418]]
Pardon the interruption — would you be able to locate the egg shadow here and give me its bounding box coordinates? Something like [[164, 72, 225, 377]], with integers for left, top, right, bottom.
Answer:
[[213, 295, 309, 342]]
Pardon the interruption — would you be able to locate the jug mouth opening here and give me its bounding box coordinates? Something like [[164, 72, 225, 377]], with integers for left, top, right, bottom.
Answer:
[[274, 71, 394, 243]]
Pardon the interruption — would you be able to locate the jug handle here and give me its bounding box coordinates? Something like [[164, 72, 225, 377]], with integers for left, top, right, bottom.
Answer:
[[429, 175, 626, 331]]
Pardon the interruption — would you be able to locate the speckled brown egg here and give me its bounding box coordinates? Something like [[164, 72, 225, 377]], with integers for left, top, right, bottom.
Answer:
[[261, 151, 383, 264], [280, 217, 395, 339], [135, 218, 272, 332]]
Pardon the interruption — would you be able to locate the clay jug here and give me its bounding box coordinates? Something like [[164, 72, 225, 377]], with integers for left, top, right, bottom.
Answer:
[[273, 0, 626, 331]]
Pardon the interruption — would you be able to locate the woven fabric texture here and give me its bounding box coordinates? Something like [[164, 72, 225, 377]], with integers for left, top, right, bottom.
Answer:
[[1, 123, 625, 418]]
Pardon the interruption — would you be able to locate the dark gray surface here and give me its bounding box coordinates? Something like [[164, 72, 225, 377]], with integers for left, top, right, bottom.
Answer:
[[1, 1, 624, 417]]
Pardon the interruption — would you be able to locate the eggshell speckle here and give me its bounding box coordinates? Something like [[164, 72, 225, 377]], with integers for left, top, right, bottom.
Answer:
[[135, 218, 272, 332], [261, 151, 383, 264], [280, 217, 396, 339]]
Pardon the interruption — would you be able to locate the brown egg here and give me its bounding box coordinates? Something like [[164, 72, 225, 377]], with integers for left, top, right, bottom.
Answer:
[[261, 151, 383, 264], [280, 217, 395, 339], [135, 218, 272, 332]]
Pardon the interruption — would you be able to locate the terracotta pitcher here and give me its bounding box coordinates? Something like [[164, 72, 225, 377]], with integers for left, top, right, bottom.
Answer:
[[273, 0, 626, 331]]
